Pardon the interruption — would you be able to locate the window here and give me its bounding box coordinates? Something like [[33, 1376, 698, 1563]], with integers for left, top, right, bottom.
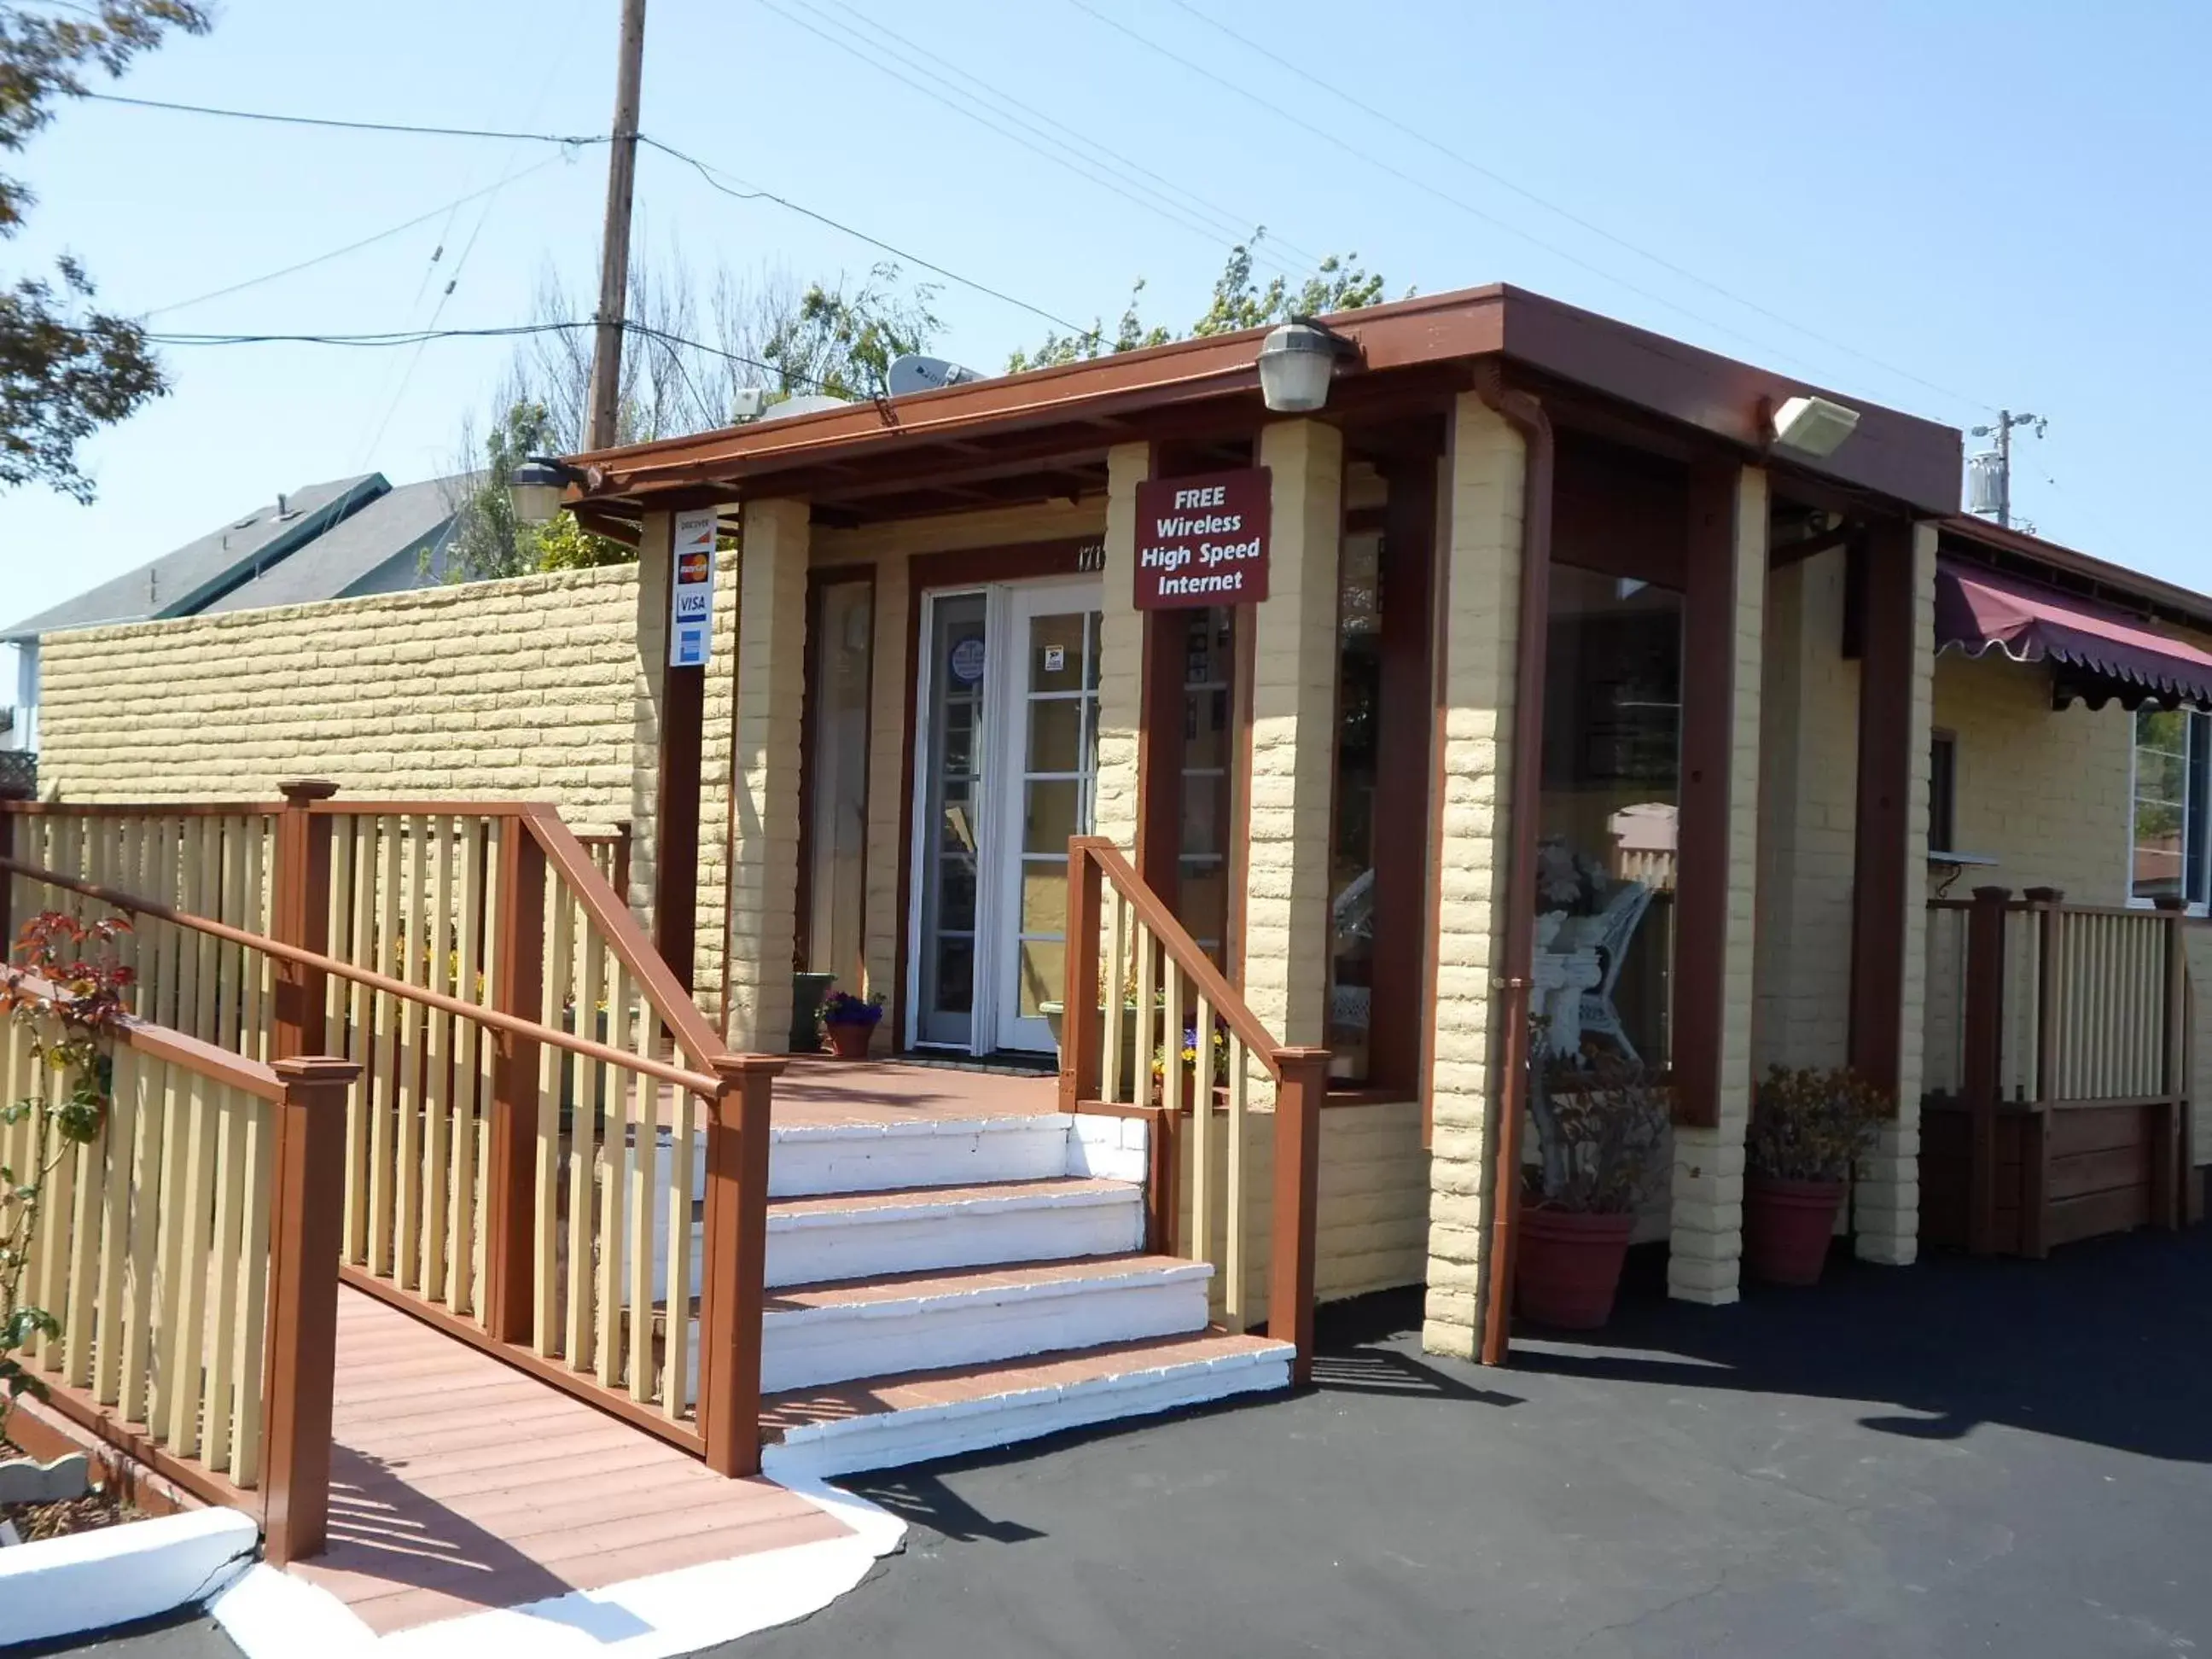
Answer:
[[1928, 731, 1958, 853], [802, 578, 873, 988], [2132, 707, 2210, 908], [1170, 607, 1236, 961]]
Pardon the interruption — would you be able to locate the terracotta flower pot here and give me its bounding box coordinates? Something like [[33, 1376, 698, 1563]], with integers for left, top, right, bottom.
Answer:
[[1515, 1207, 1635, 1330], [824, 1020, 876, 1059], [1743, 1175, 1844, 1286]]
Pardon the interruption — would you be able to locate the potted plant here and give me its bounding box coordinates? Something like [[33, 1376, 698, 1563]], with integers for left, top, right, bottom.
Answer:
[[818, 987, 884, 1059], [1743, 1066, 1887, 1285], [1516, 1047, 1668, 1329]]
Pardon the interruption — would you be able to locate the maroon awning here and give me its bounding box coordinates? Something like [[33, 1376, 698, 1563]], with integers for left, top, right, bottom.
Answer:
[[1936, 558, 2212, 710]]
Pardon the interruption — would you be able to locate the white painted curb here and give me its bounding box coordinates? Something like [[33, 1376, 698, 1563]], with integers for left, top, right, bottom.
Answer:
[[209, 1481, 905, 1659], [0, 1504, 259, 1648]]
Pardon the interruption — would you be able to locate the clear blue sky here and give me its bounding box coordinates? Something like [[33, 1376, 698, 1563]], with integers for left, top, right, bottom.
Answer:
[[3, 0, 2209, 636]]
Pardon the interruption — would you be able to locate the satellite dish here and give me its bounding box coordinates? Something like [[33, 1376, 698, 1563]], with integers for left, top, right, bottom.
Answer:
[[754, 393, 854, 424], [888, 354, 986, 396]]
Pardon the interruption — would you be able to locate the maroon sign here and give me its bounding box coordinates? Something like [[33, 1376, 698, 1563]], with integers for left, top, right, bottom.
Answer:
[[1133, 468, 1272, 609]]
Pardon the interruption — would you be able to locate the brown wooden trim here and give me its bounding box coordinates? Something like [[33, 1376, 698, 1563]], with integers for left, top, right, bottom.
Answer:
[[793, 564, 878, 992], [1847, 517, 1918, 1103], [1419, 420, 1457, 1150], [1059, 841, 1103, 1112], [655, 663, 705, 993], [26, 1382, 257, 1520], [271, 781, 337, 1063], [337, 1267, 707, 1457], [1365, 452, 1438, 1095], [1154, 1096, 1180, 1256], [305, 800, 532, 818], [699, 1057, 779, 1476], [1136, 609, 1184, 902], [1671, 462, 1743, 1130], [483, 828, 545, 1347], [1963, 885, 2011, 1254], [1268, 1050, 1327, 1383], [1229, 601, 1256, 992], [261, 1055, 358, 1566], [0, 800, 288, 818]]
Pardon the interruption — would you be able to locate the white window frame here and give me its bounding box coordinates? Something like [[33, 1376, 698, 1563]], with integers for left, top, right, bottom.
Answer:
[[2126, 705, 2210, 916]]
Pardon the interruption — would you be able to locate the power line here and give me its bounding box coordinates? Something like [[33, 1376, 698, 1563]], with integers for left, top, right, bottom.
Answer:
[[141, 154, 573, 319], [1060, 0, 1949, 402], [83, 90, 606, 147], [782, 0, 1324, 279], [641, 135, 1099, 339], [1161, 0, 1994, 416]]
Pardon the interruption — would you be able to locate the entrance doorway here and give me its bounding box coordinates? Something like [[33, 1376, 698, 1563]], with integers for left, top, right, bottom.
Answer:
[[908, 578, 1103, 1055]]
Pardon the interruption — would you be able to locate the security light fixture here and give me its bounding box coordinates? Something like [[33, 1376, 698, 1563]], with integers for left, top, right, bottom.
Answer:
[[1769, 394, 1862, 457], [1257, 317, 1358, 414], [509, 456, 578, 526]]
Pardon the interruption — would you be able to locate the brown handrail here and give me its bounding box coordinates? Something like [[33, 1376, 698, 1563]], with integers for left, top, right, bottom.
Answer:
[[0, 853, 723, 1097], [5, 967, 284, 1102], [0, 800, 286, 818], [1069, 835, 1291, 1078]]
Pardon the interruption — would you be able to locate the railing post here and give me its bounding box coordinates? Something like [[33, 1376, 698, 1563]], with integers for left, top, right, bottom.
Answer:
[[483, 822, 546, 1345], [2157, 911, 2187, 1230], [271, 781, 339, 1061], [1963, 886, 2011, 1256], [701, 1055, 780, 1477], [2024, 887, 2064, 1260], [1060, 839, 1105, 1112], [261, 1055, 359, 1567], [1267, 1048, 1327, 1384]]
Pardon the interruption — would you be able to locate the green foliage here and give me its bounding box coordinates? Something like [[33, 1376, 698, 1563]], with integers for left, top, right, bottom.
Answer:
[[0, 909, 131, 1446], [1008, 234, 1397, 372], [761, 263, 943, 403], [0, 2, 211, 500], [1747, 1065, 1889, 1184], [440, 400, 630, 583]]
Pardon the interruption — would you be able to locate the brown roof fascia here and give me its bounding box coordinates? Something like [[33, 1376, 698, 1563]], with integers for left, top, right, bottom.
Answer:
[[568, 281, 1960, 517], [1940, 514, 2212, 637]]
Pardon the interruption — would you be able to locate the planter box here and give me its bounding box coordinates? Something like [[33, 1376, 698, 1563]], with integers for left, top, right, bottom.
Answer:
[[0, 1506, 259, 1648]]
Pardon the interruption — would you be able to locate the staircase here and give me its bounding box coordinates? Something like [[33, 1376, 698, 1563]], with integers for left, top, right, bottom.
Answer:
[[650, 1109, 1294, 1480]]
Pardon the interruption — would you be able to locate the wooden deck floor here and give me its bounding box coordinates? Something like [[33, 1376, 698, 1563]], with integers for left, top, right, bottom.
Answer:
[[290, 1289, 849, 1635], [751, 1054, 1062, 1126]]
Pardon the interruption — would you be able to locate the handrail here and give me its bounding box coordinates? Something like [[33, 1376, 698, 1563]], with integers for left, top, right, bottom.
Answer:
[[0, 800, 285, 818], [4, 966, 284, 1103], [1072, 835, 1295, 1078], [0, 852, 723, 1098]]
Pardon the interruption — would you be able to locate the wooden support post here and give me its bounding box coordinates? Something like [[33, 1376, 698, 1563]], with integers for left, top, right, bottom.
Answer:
[[654, 665, 704, 992], [2024, 887, 2065, 1261], [1267, 1048, 1327, 1385], [1059, 841, 1104, 1112], [260, 1055, 360, 1567], [1963, 886, 2011, 1255], [2158, 912, 2187, 1230], [271, 781, 338, 1062], [482, 825, 546, 1345], [1848, 524, 1915, 1102], [701, 1055, 779, 1477], [1148, 1103, 1177, 1257]]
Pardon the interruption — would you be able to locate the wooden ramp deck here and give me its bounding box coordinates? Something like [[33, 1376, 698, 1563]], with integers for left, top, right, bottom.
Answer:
[[290, 1289, 849, 1635]]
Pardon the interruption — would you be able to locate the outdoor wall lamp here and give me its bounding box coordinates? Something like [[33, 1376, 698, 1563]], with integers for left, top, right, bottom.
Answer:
[[1769, 393, 1862, 457], [509, 455, 599, 525], [1257, 317, 1359, 414]]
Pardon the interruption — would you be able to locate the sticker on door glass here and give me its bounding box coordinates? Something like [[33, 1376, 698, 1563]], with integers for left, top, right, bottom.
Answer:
[[948, 634, 987, 684], [1044, 644, 1066, 672]]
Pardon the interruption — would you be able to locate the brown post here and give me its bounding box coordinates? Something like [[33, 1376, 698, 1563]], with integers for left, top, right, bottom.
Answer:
[[260, 1055, 360, 1566], [1848, 522, 1916, 1103], [2157, 913, 2187, 1230], [271, 781, 339, 1062], [613, 819, 634, 910], [0, 809, 15, 952], [1267, 1048, 1328, 1384], [482, 825, 546, 1345], [700, 1055, 779, 1477], [1962, 886, 2011, 1255], [654, 663, 706, 993], [1147, 1104, 1178, 1256], [1059, 840, 1104, 1112], [2025, 887, 2065, 1259]]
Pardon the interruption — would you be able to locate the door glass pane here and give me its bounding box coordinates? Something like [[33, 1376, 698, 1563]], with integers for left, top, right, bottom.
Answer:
[[1027, 699, 1085, 774], [917, 593, 987, 1045], [1029, 614, 1086, 692], [1023, 778, 1082, 854], [805, 579, 872, 992], [1021, 861, 1068, 935], [1018, 938, 1065, 1017]]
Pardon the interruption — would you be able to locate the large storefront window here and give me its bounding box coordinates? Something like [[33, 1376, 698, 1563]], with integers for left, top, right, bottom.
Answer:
[[1171, 607, 1236, 961], [2132, 706, 2209, 908], [1328, 525, 1384, 1080], [1537, 564, 1684, 1069], [803, 578, 874, 990]]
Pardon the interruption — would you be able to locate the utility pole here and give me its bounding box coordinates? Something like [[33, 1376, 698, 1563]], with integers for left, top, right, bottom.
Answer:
[[585, 0, 647, 452], [1968, 409, 2046, 530]]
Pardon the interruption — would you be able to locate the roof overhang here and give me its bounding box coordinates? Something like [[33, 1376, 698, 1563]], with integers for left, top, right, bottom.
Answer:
[[564, 284, 1964, 524], [1937, 556, 2212, 711]]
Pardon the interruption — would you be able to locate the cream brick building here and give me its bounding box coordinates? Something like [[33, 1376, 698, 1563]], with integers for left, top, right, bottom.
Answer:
[[31, 284, 2212, 1365]]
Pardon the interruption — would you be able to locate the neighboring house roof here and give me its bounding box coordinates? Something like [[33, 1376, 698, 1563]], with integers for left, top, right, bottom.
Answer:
[[201, 475, 469, 614], [2, 473, 473, 643]]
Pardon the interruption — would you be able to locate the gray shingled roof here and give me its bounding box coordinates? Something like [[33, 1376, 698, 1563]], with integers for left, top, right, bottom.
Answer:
[[2, 474, 385, 643], [201, 475, 469, 614]]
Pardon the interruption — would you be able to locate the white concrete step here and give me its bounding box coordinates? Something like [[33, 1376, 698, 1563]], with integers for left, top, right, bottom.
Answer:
[[766, 1177, 1146, 1289], [759, 1330, 1295, 1480], [668, 1111, 1148, 1201], [756, 1254, 1212, 1394]]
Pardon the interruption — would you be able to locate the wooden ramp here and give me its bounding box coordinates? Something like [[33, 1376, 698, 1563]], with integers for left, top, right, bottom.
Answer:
[[288, 1289, 848, 1636]]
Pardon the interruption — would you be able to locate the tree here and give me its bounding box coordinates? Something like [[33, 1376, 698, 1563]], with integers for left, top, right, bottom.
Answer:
[[1008, 233, 1397, 371], [0, 2, 210, 501]]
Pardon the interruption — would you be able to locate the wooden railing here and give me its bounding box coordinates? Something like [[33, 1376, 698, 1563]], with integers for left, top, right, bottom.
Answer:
[[2, 969, 357, 1564], [0, 786, 779, 1484], [1923, 886, 2191, 1255], [1058, 835, 1325, 1381]]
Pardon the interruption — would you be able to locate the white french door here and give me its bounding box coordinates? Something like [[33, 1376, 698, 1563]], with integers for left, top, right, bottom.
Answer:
[[906, 579, 1103, 1055]]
